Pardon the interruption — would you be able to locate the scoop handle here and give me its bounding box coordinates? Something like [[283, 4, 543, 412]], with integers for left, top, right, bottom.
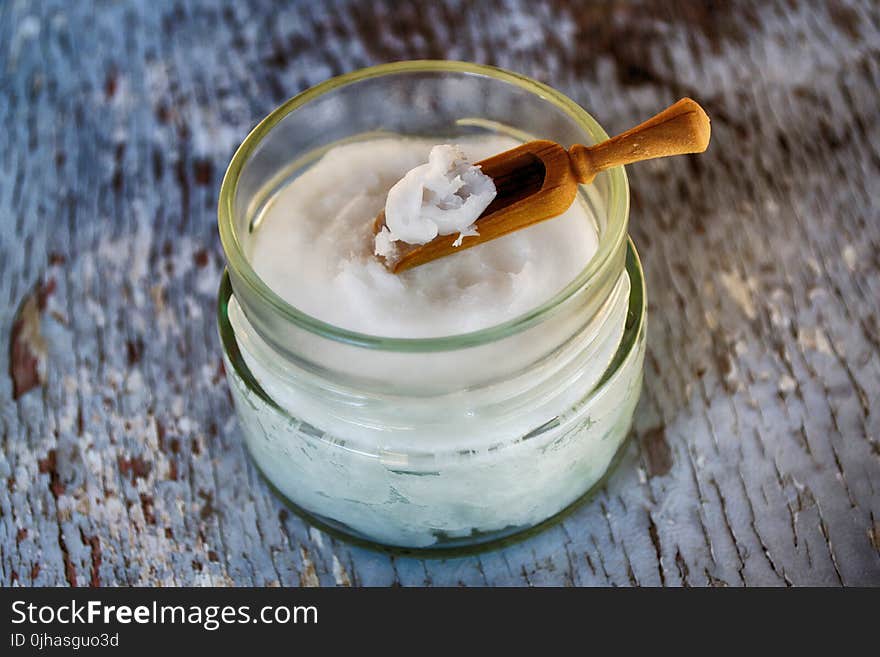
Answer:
[[568, 98, 711, 184]]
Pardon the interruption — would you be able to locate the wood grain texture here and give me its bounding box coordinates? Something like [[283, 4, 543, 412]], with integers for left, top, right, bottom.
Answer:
[[1, 0, 878, 586]]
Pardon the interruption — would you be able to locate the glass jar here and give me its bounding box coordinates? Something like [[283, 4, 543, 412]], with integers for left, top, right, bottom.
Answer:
[[217, 61, 646, 551]]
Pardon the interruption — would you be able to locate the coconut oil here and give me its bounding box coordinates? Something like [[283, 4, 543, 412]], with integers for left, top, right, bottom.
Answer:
[[218, 62, 646, 550]]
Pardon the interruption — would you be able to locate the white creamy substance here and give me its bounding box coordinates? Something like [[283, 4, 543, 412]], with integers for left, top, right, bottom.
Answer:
[[377, 144, 496, 257], [226, 135, 643, 548], [248, 137, 598, 338]]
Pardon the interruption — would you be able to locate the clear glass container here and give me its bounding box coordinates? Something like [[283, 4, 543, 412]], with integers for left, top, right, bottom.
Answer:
[[217, 61, 646, 551]]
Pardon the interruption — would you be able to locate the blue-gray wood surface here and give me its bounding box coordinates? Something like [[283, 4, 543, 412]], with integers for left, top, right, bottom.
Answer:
[[1, 0, 878, 586]]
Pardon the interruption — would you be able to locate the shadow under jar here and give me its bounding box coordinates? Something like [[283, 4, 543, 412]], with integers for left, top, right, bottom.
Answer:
[[218, 61, 646, 551]]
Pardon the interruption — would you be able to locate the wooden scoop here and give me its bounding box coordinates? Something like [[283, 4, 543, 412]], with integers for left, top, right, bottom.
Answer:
[[374, 98, 710, 273]]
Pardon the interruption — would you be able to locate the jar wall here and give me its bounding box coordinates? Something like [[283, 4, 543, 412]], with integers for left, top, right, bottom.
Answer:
[[218, 242, 646, 550]]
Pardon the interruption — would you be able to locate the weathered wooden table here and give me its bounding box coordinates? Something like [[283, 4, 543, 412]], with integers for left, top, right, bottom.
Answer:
[[2, 0, 878, 586]]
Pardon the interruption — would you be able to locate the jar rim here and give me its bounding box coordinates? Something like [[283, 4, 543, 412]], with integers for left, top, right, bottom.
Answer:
[[218, 60, 630, 352]]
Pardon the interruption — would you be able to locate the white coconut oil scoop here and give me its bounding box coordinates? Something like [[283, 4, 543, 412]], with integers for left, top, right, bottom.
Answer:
[[373, 98, 710, 273]]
